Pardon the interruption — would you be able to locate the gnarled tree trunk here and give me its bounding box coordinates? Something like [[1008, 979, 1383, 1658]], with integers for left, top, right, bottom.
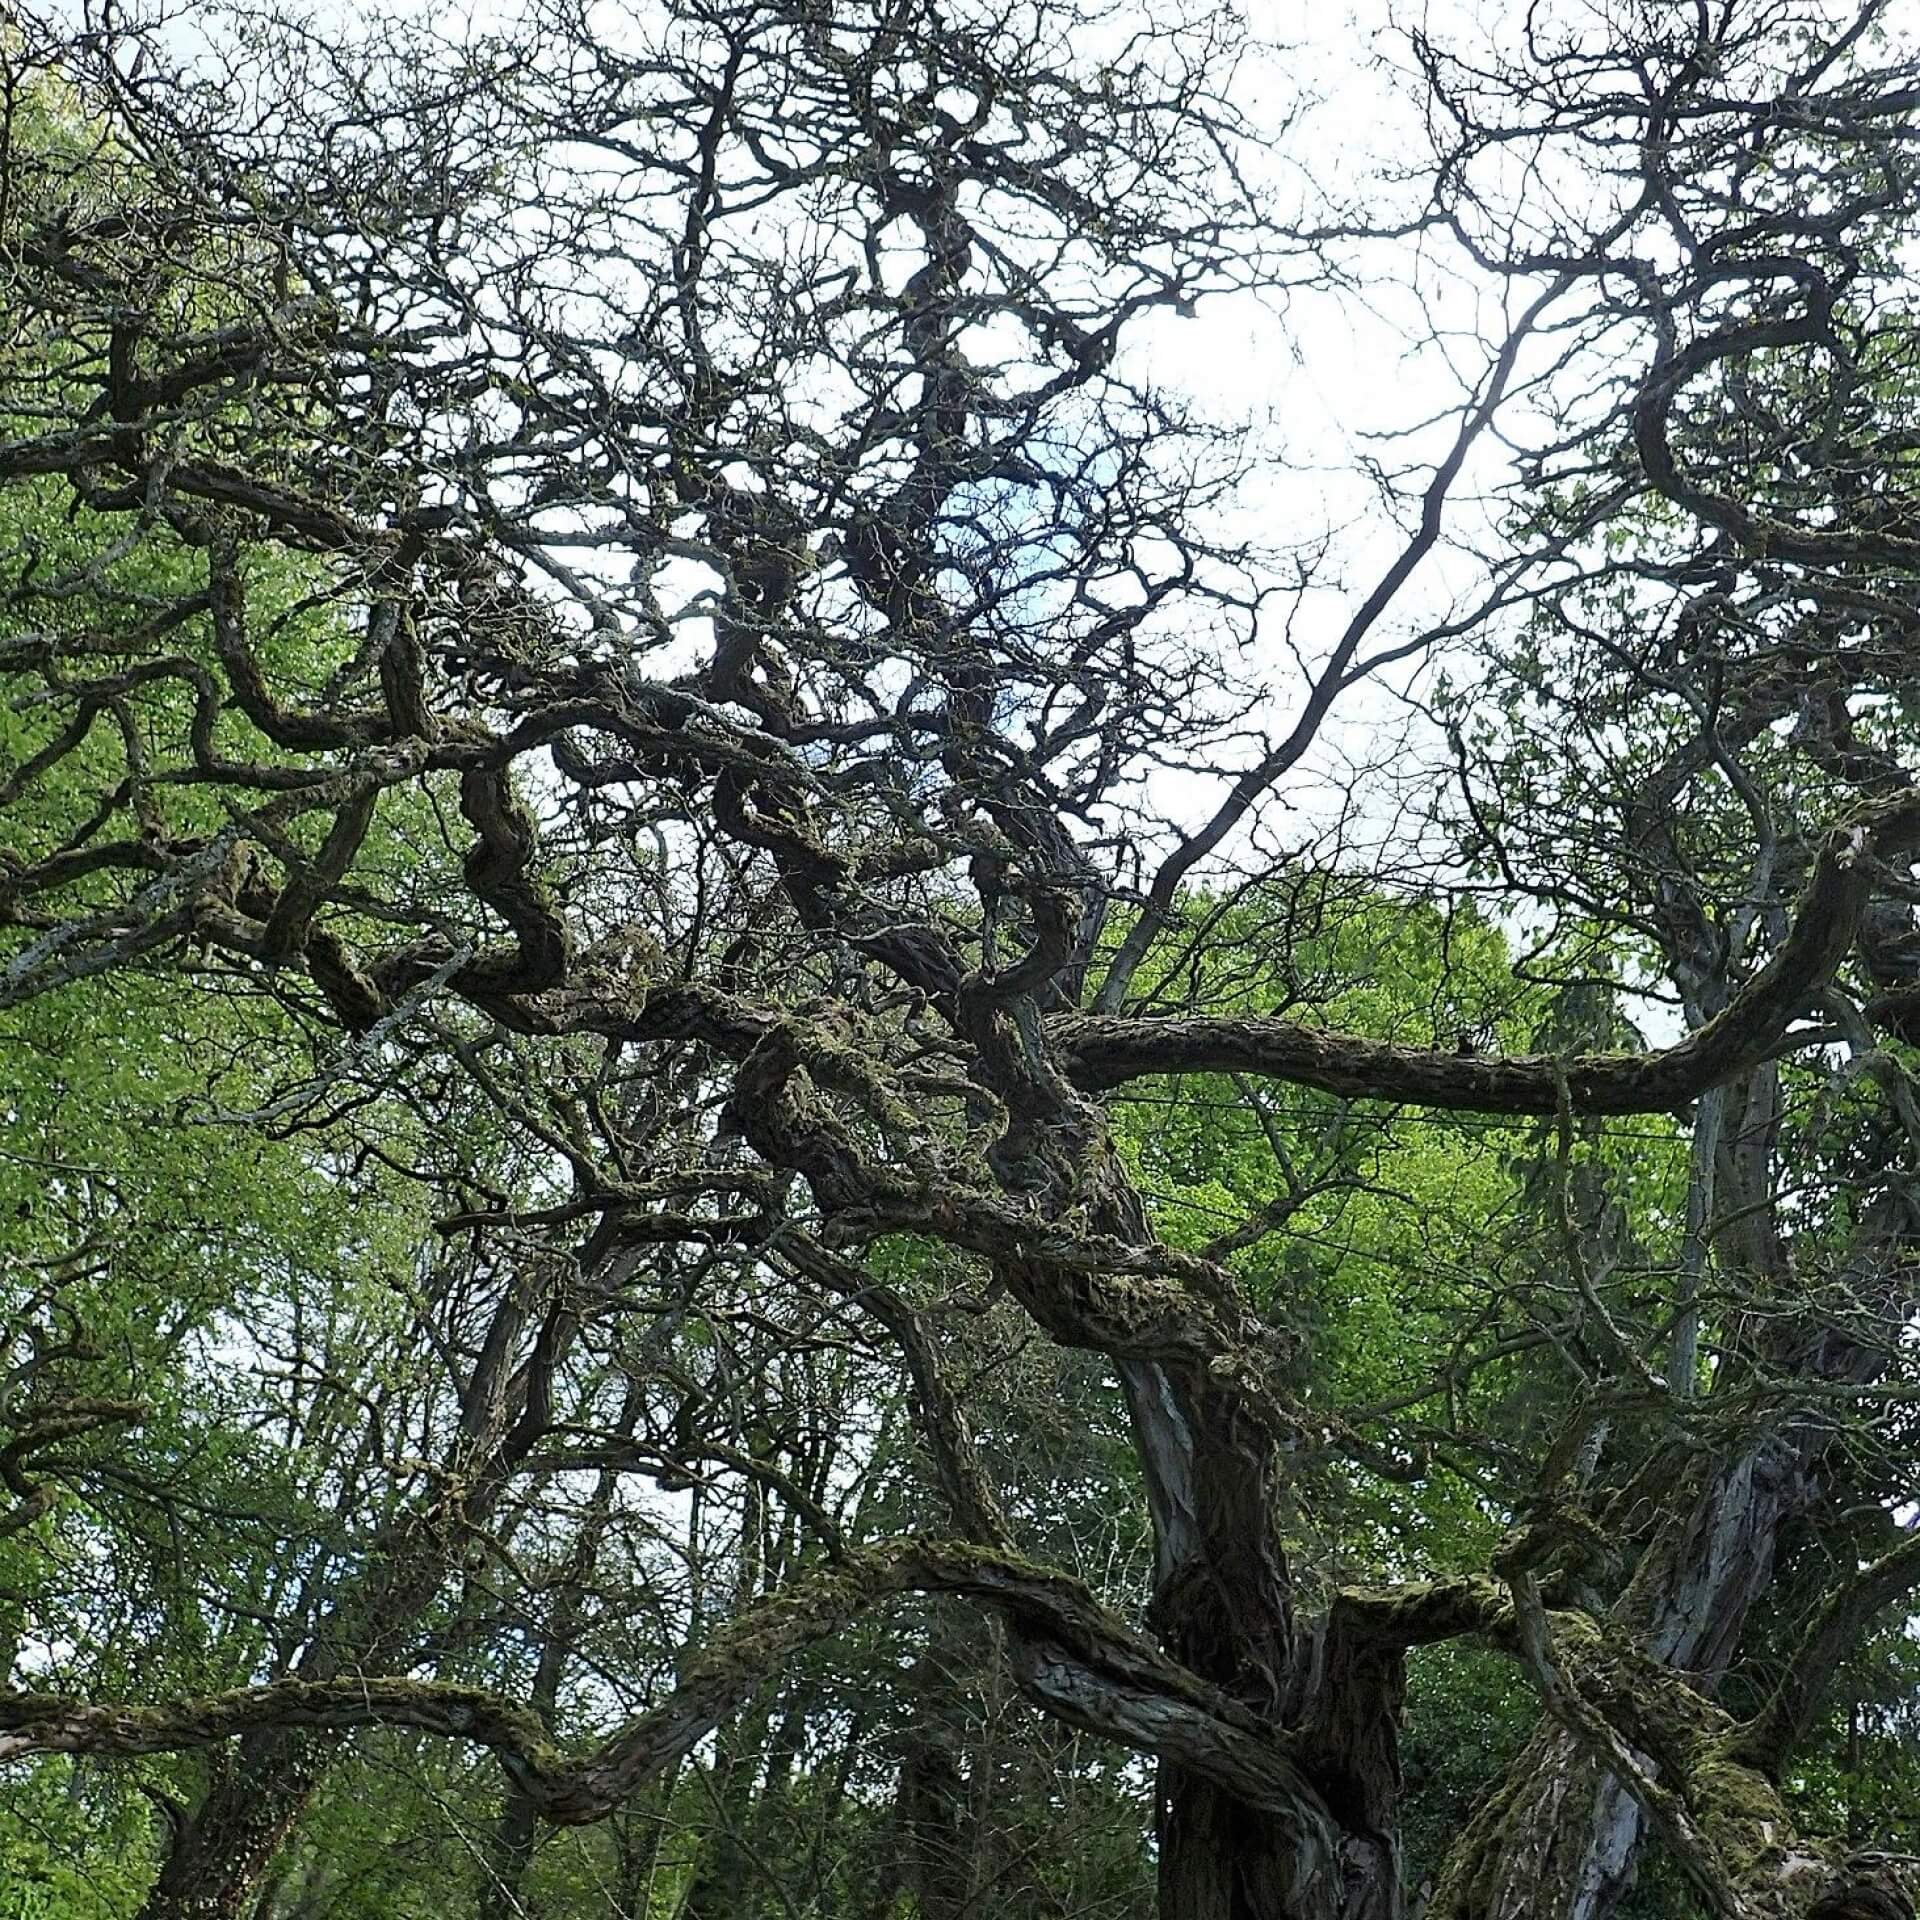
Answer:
[[141, 1738, 325, 1920], [1433, 1182, 1913, 1920]]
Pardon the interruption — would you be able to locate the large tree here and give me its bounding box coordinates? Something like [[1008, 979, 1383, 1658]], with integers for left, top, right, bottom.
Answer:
[[4, 3, 1920, 1918]]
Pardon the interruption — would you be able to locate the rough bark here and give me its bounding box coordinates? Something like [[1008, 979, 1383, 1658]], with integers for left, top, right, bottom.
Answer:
[[1434, 1184, 1916, 1920], [1118, 1278, 1404, 1918], [1431, 1448, 1793, 1920], [139, 1742, 324, 1920], [1057, 794, 1920, 1118], [1127, 1360, 1318, 1920]]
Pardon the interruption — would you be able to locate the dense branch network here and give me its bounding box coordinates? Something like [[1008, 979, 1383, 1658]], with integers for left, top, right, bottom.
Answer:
[[4, 3, 1920, 1918]]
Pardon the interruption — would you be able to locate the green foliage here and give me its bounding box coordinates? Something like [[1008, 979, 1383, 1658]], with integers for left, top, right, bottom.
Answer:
[[0, 1761, 153, 1920], [3, 13, 1919, 1920], [1398, 1644, 1535, 1896]]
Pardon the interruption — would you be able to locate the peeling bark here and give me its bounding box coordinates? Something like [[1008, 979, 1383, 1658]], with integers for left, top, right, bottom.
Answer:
[[1437, 1173, 1915, 1920]]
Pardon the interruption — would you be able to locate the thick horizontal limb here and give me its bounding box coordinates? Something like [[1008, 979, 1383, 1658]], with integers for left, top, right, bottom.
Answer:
[[1058, 798, 1920, 1114], [0, 1537, 1323, 1831]]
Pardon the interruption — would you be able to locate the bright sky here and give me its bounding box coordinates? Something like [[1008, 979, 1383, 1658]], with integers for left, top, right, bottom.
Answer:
[[136, 0, 1580, 884]]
